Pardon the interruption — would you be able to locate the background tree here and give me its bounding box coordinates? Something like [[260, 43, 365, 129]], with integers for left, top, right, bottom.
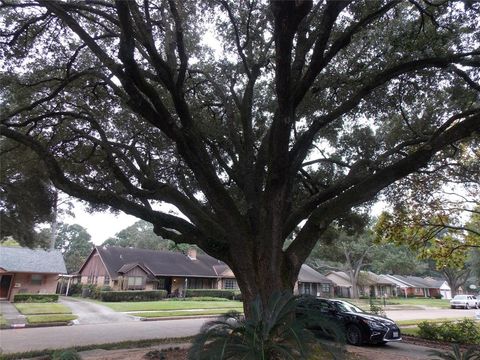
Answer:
[[308, 229, 375, 298], [369, 244, 427, 276], [102, 219, 196, 253], [52, 223, 94, 273], [1, 1, 479, 313]]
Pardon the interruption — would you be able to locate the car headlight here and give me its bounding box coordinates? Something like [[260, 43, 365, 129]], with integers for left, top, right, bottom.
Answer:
[[364, 320, 386, 330]]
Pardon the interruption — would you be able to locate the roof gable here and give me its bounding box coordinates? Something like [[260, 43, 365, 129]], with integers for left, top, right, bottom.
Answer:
[[0, 246, 67, 274]]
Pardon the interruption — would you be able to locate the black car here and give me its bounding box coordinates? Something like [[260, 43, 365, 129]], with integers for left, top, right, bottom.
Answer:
[[296, 297, 402, 346]]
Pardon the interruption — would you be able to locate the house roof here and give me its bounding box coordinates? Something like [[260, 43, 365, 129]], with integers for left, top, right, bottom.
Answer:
[[298, 265, 332, 284], [90, 246, 225, 280], [325, 271, 352, 287], [0, 246, 67, 274], [385, 275, 445, 289]]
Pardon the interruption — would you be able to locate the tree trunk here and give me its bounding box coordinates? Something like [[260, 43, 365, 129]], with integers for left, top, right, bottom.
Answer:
[[227, 246, 301, 318]]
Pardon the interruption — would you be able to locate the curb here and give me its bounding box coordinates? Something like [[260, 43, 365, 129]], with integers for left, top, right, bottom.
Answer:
[[0, 321, 73, 330], [139, 314, 220, 321]]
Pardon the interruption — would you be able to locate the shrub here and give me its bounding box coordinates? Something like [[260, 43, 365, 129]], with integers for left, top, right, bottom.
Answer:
[[51, 349, 81, 360], [429, 344, 480, 360], [13, 294, 58, 303], [434, 293, 443, 299], [185, 289, 241, 300], [67, 283, 82, 296], [189, 292, 320, 359], [99, 290, 167, 302], [418, 321, 441, 341], [418, 319, 480, 344]]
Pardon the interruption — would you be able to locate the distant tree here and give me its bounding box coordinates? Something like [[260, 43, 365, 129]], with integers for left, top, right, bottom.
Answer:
[[53, 223, 94, 273], [370, 244, 426, 276], [441, 266, 471, 298], [309, 229, 375, 299], [102, 219, 195, 253]]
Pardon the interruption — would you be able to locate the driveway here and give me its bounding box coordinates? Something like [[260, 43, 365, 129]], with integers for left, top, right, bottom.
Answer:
[[59, 297, 135, 325]]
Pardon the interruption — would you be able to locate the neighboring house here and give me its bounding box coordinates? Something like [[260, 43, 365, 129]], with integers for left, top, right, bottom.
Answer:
[[77, 246, 333, 297], [0, 246, 67, 301], [325, 271, 397, 298], [382, 275, 448, 298], [295, 265, 334, 298]]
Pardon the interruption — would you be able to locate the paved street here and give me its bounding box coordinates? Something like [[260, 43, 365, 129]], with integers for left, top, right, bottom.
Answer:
[[386, 308, 479, 321], [0, 307, 478, 355], [0, 318, 209, 354]]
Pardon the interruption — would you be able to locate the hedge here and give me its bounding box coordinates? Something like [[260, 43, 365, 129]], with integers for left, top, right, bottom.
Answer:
[[99, 290, 167, 302], [13, 294, 59, 303], [185, 289, 242, 300]]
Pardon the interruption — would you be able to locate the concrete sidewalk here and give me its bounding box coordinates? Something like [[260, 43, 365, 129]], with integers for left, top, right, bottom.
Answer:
[[0, 300, 26, 328]]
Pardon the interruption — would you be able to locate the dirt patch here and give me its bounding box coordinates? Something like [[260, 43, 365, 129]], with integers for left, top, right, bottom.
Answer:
[[81, 346, 188, 360]]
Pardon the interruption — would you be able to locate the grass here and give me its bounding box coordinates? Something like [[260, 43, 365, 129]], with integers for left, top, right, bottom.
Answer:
[[396, 317, 472, 326], [132, 308, 243, 318], [102, 299, 243, 312], [26, 314, 77, 324], [0, 315, 8, 326], [343, 297, 451, 310], [400, 327, 420, 336], [14, 303, 72, 315], [0, 336, 195, 360]]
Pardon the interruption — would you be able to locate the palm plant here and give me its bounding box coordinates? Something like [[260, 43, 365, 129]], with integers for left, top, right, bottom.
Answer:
[[188, 292, 317, 360], [429, 345, 480, 360]]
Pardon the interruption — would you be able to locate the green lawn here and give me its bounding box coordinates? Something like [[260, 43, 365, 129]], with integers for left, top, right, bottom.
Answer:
[[396, 317, 472, 326], [385, 298, 451, 308], [0, 315, 7, 326], [103, 300, 243, 312], [14, 303, 72, 315], [26, 314, 77, 324], [344, 297, 450, 310], [132, 308, 244, 318]]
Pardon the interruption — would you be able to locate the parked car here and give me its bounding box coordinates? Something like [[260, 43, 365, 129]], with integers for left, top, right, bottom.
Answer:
[[296, 297, 402, 346], [449, 295, 478, 309]]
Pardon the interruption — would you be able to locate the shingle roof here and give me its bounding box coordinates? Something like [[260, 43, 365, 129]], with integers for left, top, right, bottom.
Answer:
[[94, 246, 225, 279], [298, 265, 332, 284], [0, 246, 67, 274]]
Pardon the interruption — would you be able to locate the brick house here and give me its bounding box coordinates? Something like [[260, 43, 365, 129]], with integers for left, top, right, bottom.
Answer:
[[77, 246, 333, 297], [0, 246, 67, 301]]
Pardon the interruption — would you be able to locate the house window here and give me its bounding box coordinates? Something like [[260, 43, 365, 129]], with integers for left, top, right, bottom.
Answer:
[[104, 275, 110, 285], [304, 283, 311, 295], [321, 284, 330, 293], [224, 279, 237, 289], [414, 287, 423, 295], [31, 274, 44, 285], [127, 276, 144, 287]]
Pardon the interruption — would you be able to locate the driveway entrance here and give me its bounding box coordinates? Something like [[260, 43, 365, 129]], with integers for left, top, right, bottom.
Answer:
[[60, 297, 135, 325]]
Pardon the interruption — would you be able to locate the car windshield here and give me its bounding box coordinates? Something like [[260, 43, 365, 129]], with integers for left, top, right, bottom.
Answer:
[[453, 295, 467, 300], [333, 300, 364, 313]]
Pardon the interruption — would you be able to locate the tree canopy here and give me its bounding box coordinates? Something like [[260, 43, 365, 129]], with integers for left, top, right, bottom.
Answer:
[[53, 223, 94, 273], [102, 219, 194, 252], [1, 0, 479, 309]]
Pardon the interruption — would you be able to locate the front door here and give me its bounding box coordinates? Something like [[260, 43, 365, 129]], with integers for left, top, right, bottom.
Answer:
[[0, 275, 12, 299]]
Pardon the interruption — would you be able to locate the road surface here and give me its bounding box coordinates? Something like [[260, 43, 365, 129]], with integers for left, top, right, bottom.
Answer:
[[0, 303, 478, 355]]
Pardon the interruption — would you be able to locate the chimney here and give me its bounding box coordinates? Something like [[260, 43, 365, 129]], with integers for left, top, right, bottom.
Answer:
[[187, 247, 197, 261]]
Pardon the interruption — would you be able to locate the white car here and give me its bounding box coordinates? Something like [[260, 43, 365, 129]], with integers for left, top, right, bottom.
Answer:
[[450, 295, 478, 309]]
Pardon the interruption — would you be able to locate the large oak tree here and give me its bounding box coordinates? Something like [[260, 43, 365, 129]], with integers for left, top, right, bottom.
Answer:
[[1, 0, 479, 313]]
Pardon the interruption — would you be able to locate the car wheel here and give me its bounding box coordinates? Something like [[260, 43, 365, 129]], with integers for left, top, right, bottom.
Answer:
[[450, 305, 455, 309], [346, 325, 362, 346]]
